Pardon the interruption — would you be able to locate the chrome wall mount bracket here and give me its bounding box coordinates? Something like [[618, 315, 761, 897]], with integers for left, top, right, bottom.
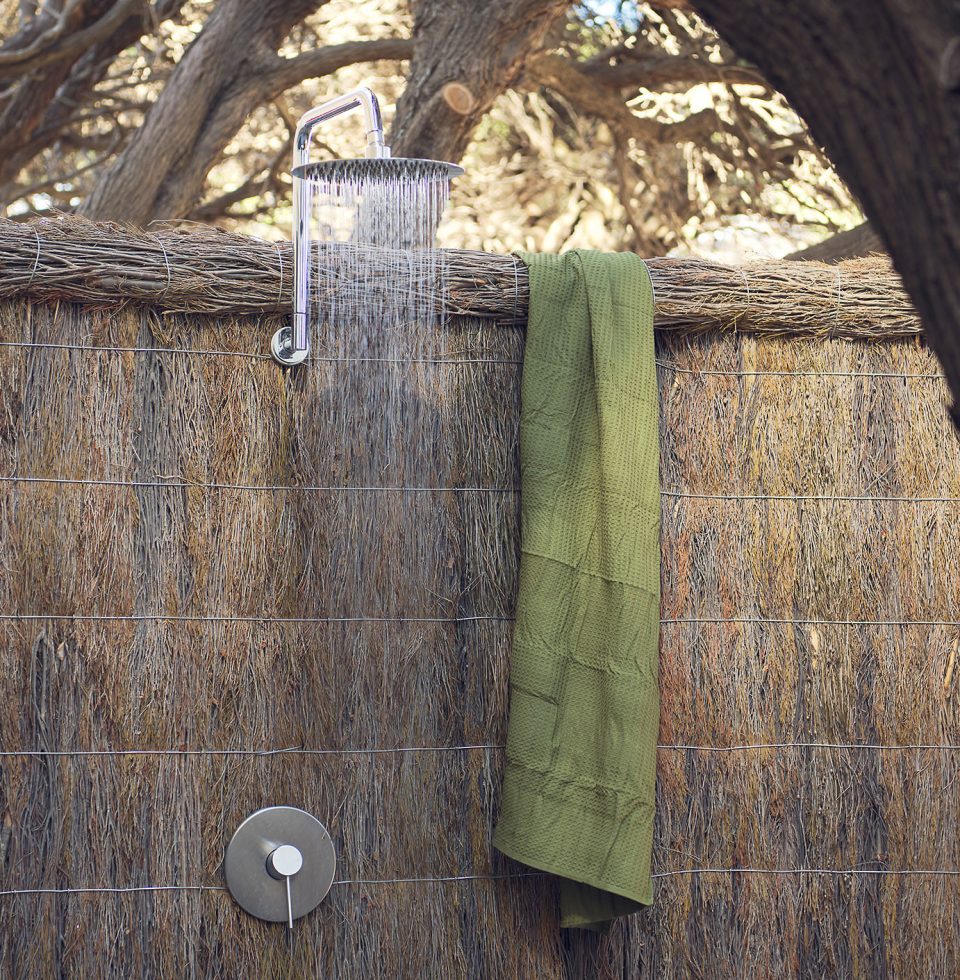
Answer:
[[270, 325, 308, 367], [224, 806, 336, 928]]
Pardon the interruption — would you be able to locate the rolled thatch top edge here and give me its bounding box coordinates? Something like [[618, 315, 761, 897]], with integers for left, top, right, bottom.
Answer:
[[0, 215, 921, 341]]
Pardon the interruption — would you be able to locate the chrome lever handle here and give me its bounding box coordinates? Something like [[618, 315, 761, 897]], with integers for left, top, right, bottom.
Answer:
[[266, 844, 303, 930]]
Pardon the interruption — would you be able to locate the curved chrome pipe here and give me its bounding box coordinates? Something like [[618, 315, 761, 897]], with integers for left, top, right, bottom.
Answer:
[[273, 87, 391, 366], [294, 88, 390, 166]]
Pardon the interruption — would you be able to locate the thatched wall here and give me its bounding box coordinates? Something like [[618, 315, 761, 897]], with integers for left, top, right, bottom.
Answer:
[[0, 219, 958, 977]]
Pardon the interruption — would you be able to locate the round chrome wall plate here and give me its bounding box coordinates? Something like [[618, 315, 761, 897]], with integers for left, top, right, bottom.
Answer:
[[224, 806, 336, 923], [271, 326, 309, 366]]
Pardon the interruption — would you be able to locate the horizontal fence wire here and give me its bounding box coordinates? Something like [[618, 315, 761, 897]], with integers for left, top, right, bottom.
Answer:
[[661, 616, 960, 626], [303, 355, 525, 365], [655, 363, 945, 380], [2, 741, 960, 758], [0, 341, 273, 361], [0, 340, 948, 379], [3, 867, 960, 899], [660, 490, 960, 503], [0, 474, 958, 502], [0, 613, 512, 624], [0, 614, 956, 627], [0, 476, 511, 492], [0, 341, 519, 366]]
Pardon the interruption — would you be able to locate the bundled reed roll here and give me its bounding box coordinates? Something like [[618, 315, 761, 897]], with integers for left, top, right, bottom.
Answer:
[[0, 216, 921, 340], [0, 220, 957, 977]]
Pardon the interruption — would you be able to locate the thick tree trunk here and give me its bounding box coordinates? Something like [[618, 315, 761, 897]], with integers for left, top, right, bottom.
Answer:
[[787, 222, 884, 263], [80, 0, 324, 224], [692, 0, 960, 425], [390, 0, 568, 162]]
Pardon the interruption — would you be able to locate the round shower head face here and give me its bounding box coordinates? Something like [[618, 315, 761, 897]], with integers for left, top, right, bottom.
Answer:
[[277, 153, 460, 365], [291, 157, 464, 183]]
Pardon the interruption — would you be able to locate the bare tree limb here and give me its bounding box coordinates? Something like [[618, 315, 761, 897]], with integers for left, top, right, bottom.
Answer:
[[1, 0, 84, 58], [9, 135, 123, 200], [582, 50, 768, 90], [257, 36, 413, 93], [526, 52, 723, 145], [0, 0, 143, 80], [189, 138, 291, 222]]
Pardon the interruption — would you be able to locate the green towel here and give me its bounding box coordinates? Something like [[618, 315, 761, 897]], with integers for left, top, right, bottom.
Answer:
[[493, 250, 659, 932]]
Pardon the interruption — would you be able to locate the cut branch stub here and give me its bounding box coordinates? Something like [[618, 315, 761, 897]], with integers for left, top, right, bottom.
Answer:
[[441, 83, 477, 116]]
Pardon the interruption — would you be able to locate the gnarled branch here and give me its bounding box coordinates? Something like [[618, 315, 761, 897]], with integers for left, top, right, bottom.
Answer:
[[258, 36, 413, 93], [0, 0, 142, 80], [582, 50, 768, 90]]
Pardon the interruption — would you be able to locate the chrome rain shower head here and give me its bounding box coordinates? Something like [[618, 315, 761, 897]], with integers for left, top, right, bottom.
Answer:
[[272, 87, 389, 367], [270, 88, 463, 367]]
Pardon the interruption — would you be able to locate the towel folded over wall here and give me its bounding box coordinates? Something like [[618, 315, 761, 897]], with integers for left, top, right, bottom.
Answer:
[[493, 250, 660, 931]]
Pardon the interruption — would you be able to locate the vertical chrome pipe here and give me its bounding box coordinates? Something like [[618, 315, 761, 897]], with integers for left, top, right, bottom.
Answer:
[[282, 88, 391, 362]]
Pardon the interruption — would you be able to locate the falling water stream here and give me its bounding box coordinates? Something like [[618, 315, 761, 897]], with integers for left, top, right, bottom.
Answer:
[[306, 159, 452, 475], [289, 159, 467, 746]]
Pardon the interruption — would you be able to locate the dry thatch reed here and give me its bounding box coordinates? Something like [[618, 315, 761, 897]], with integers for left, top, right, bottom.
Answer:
[[0, 216, 920, 340], [0, 218, 957, 977]]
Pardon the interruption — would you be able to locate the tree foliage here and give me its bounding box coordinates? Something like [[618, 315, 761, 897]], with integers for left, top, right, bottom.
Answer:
[[0, 0, 856, 255]]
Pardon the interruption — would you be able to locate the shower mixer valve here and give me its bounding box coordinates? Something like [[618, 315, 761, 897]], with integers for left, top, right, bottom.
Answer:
[[267, 843, 304, 879], [225, 806, 335, 929]]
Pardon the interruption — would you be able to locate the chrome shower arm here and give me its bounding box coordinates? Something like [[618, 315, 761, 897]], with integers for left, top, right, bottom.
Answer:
[[294, 88, 391, 166]]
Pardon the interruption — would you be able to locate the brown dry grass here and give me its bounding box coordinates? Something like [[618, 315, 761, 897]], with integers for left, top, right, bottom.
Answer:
[[0, 225, 957, 977]]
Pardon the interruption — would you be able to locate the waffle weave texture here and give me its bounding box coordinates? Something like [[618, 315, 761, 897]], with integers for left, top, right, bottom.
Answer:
[[493, 250, 659, 931]]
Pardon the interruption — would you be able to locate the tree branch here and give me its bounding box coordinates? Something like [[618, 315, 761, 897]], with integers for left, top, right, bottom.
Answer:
[[787, 222, 884, 263], [257, 36, 413, 92], [188, 139, 290, 222], [9, 135, 123, 201], [0, 0, 85, 61], [581, 50, 769, 90], [0, 0, 143, 80]]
